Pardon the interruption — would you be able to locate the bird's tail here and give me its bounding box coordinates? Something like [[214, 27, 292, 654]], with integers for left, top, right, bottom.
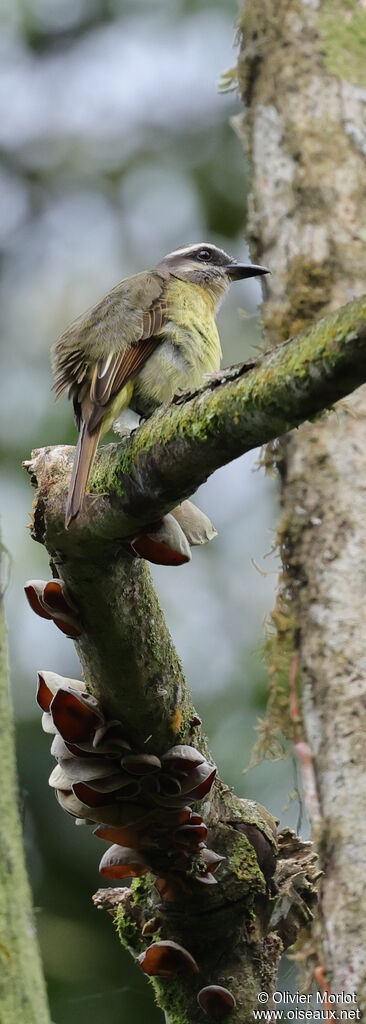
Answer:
[[65, 422, 100, 529]]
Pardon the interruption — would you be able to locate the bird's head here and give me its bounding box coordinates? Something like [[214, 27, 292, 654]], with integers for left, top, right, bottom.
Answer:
[[156, 243, 269, 305]]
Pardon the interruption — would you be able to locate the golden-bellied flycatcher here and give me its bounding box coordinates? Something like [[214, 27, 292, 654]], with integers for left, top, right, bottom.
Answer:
[[52, 243, 269, 527]]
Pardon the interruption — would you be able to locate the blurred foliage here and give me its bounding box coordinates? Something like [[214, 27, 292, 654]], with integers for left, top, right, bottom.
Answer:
[[0, 0, 299, 1020]]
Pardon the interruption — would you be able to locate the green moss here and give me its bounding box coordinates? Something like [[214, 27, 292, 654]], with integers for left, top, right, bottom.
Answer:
[[319, 1, 366, 87], [115, 905, 143, 954], [263, 259, 335, 344], [229, 833, 266, 896], [150, 978, 191, 1024], [89, 294, 366, 529], [251, 587, 299, 765], [130, 874, 151, 905]]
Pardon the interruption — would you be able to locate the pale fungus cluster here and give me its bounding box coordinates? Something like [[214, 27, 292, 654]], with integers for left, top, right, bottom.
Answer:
[[25, 575, 237, 1016]]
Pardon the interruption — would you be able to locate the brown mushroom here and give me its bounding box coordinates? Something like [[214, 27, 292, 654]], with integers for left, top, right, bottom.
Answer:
[[152, 763, 216, 808], [170, 501, 217, 547], [189, 812, 204, 825], [93, 721, 131, 753], [154, 876, 190, 903], [93, 802, 155, 830], [52, 616, 83, 639], [182, 762, 217, 801], [72, 781, 117, 808], [99, 844, 148, 879], [194, 872, 217, 886], [42, 579, 78, 617], [42, 583, 83, 637], [58, 757, 120, 784], [64, 739, 98, 757], [87, 801, 152, 828], [121, 753, 161, 776], [94, 823, 155, 850], [201, 849, 225, 874], [131, 514, 191, 566], [173, 823, 208, 847], [37, 674, 60, 713], [56, 788, 92, 819], [55, 790, 146, 827], [158, 774, 182, 796], [91, 776, 142, 798], [51, 735, 99, 760], [25, 579, 82, 637], [152, 807, 193, 839], [161, 745, 205, 771], [50, 688, 102, 744], [158, 806, 193, 827], [197, 985, 236, 1017], [24, 581, 52, 620], [138, 940, 199, 978], [37, 671, 85, 712]]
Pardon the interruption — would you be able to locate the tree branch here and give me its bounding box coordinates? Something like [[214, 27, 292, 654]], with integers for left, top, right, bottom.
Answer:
[[27, 293, 366, 556]]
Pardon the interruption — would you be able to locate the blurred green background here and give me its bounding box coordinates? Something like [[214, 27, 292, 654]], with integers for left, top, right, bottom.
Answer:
[[0, 1, 301, 1021]]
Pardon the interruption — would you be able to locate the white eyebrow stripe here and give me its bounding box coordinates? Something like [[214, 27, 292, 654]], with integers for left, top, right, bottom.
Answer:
[[167, 243, 217, 258]]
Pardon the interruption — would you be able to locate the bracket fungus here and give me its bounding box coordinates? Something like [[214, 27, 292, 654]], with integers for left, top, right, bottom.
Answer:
[[173, 823, 208, 848], [121, 753, 161, 775], [50, 688, 103, 745], [138, 940, 199, 978], [161, 744, 205, 771], [37, 670, 86, 713], [128, 500, 217, 567], [34, 671, 224, 900], [197, 985, 236, 1017], [130, 514, 192, 566], [25, 579, 82, 637], [99, 844, 149, 880]]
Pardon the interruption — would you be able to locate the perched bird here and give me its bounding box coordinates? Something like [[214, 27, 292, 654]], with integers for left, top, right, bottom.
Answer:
[[52, 243, 269, 527]]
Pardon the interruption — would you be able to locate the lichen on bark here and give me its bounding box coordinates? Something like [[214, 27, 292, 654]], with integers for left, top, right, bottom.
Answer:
[[236, 0, 366, 1002]]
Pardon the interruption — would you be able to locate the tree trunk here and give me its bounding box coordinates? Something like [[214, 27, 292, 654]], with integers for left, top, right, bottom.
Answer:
[[0, 542, 50, 1024], [236, 0, 366, 1004]]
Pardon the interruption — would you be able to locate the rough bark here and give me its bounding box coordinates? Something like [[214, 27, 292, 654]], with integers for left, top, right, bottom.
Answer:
[[236, 0, 366, 1005], [0, 543, 50, 1024]]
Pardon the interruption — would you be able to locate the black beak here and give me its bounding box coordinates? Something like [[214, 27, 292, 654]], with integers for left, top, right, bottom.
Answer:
[[226, 262, 270, 281]]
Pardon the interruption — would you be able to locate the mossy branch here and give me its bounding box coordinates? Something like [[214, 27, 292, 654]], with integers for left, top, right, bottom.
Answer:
[[26, 293, 366, 556]]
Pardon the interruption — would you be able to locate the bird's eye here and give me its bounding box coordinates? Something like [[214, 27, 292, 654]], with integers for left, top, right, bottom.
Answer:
[[197, 248, 212, 262]]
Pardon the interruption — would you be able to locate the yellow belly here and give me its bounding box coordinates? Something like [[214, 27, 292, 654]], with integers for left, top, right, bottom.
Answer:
[[132, 280, 222, 414], [102, 279, 223, 427]]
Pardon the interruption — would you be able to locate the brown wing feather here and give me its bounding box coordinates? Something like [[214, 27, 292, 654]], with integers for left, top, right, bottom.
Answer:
[[54, 281, 168, 527], [87, 334, 163, 434], [87, 299, 167, 432]]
